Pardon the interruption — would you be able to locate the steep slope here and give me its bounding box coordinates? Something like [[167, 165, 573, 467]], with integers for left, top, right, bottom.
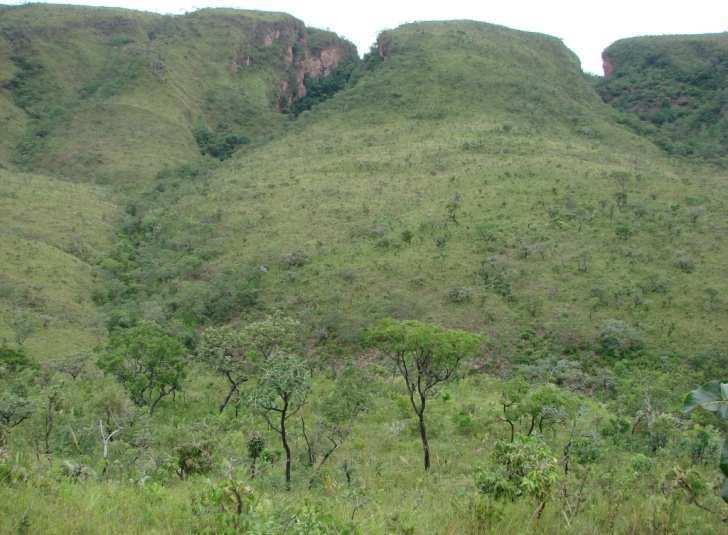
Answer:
[[599, 33, 728, 165], [0, 168, 117, 358], [0, 4, 357, 185], [111, 20, 728, 359]]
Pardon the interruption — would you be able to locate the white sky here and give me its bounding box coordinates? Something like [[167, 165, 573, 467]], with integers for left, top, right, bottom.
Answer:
[[4, 0, 727, 73]]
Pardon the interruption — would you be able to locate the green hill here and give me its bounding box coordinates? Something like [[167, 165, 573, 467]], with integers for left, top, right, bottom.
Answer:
[[0, 167, 117, 358], [111, 20, 728, 359], [0, 4, 357, 185], [1, 6, 727, 534], [599, 33, 728, 165]]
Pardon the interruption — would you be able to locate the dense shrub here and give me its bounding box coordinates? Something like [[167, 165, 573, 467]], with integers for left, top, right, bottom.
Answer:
[[447, 287, 473, 304], [598, 320, 644, 358], [475, 436, 560, 516], [194, 126, 249, 160], [176, 442, 214, 479]]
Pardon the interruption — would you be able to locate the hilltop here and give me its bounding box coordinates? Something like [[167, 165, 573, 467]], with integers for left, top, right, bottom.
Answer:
[[599, 32, 728, 165], [0, 4, 357, 185]]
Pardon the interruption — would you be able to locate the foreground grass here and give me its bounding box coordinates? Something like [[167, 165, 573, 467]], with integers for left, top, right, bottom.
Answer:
[[1, 374, 725, 534]]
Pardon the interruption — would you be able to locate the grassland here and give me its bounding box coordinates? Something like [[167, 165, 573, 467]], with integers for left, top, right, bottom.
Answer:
[[0, 168, 117, 358]]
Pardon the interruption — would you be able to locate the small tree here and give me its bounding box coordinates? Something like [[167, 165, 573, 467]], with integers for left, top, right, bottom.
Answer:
[[306, 366, 372, 480], [197, 326, 250, 413], [0, 392, 34, 448], [247, 432, 265, 478], [0, 346, 36, 448], [519, 384, 575, 437], [499, 377, 529, 442], [365, 319, 480, 470], [242, 313, 302, 360], [251, 352, 310, 488], [98, 322, 186, 414]]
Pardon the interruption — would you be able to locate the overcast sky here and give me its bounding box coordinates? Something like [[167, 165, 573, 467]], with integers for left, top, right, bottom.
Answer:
[[5, 0, 727, 73]]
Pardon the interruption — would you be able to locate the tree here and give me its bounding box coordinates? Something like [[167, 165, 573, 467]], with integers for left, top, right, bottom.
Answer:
[[196, 326, 251, 414], [251, 352, 310, 488], [196, 315, 302, 414], [98, 322, 186, 414], [242, 313, 302, 360], [499, 377, 529, 442], [365, 319, 480, 470], [519, 384, 575, 437], [305, 366, 372, 481], [0, 392, 34, 448], [0, 346, 36, 448], [683, 382, 728, 502]]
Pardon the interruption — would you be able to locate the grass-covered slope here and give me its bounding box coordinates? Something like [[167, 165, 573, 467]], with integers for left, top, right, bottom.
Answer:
[[0, 4, 357, 185], [0, 168, 117, 358], [114, 20, 728, 360], [599, 33, 728, 165]]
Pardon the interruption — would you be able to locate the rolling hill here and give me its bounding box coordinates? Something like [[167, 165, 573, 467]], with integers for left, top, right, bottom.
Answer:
[[107, 20, 728, 361], [0, 4, 356, 185]]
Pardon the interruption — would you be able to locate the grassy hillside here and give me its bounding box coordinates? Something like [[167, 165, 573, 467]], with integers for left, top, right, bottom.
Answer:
[[1, 7, 728, 534], [0, 4, 356, 185], [599, 33, 728, 165], [111, 21, 728, 359], [0, 168, 117, 358]]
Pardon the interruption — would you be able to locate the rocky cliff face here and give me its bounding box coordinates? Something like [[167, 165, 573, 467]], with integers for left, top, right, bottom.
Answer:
[[601, 52, 614, 77], [233, 19, 357, 109]]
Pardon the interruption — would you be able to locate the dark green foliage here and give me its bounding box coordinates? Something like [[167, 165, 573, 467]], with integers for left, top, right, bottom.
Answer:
[[0, 346, 34, 376], [193, 126, 249, 160], [0, 392, 34, 446], [97, 321, 187, 413], [598, 319, 644, 358], [599, 34, 728, 165], [176, 442, 214, 479]]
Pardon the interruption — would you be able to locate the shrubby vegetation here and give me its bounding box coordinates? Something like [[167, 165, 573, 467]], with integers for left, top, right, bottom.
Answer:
[[599, 34, 728, 166]]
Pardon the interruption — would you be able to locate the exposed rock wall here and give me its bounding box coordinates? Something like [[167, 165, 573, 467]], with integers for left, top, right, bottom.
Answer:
[[250, 20, 357, 108]]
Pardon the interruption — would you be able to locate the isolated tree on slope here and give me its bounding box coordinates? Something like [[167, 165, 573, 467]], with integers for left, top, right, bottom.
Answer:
[[251, 352, 310, 488], [366, 319, 480, 470]]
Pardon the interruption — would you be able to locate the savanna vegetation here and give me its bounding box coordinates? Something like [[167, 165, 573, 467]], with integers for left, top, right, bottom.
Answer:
[[0, 4, 727, 533], [599, 32, 728, 166]]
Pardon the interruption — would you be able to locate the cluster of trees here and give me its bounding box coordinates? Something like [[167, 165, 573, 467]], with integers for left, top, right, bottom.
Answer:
[[2, 312, 727, 528], [1, 315, 481, 489]]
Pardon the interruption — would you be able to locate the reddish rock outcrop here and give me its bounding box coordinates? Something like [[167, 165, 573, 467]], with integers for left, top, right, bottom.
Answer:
[[602, 52, 615, 77], [234, 19, 356, 109]]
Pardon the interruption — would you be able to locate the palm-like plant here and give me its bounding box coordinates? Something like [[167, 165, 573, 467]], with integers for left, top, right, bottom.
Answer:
[[683, 382, 728, 502]]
